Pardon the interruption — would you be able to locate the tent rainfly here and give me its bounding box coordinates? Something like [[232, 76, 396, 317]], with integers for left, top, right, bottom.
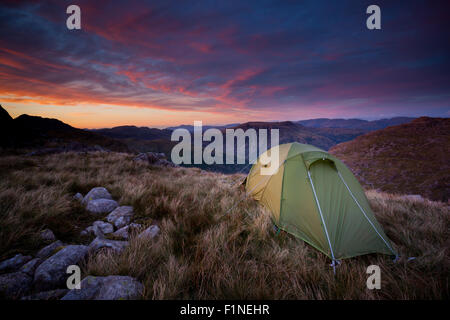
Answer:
[[245, 142, 397, 272]]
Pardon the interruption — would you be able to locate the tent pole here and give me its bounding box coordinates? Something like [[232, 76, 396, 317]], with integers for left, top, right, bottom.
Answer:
[[337, 171, 397, 256], [307, 170, 337, 274]]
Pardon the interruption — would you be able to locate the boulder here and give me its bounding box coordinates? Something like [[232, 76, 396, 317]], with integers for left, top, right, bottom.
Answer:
[[0, 272, 33, 299], [88, 237, 129, 253], [106, 206, 134, 226], [0, 254, 32, 274], [93, 221, 114, 234], [86, 199, 118, 215], [36, 240, 65, 260], [19, 258, 42, 276], [138, 225, 160, 240], [33, 245, 89, 292], [40, 229, 56, 242], [112, 223, 142, 240], [21, 288, 69, 300], [61, 275, 144, 300], [81, 187, 113, 206]]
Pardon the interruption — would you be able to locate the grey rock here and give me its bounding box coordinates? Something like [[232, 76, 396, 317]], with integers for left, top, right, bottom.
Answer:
[[0, 254, 33, 274], [92, 224, 105, 239], [36, 240, 65, 259], [114, 215, 131, 229], [106, 206, 134, 225], [80, 226, 94, 236], [73, 193, 83, 202], [34, 245, 89, 291], [82, 187, 113, 206], [86, 199, 118, 215], [19, 258, 42, 276], [112, 223, 142, 240], [88, 237, 129, 253], [138, 225, 160, 240], [0, 272, 32, 299], [61, 275, 144, 300], [40, 229, 56, 242], [93, 221, 114, 234], [21, 288, 69, 300]]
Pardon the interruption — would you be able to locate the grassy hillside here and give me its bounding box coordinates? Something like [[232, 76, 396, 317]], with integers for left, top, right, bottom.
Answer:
[[0, 152, 448, 299], [330, 117, 450, 202]]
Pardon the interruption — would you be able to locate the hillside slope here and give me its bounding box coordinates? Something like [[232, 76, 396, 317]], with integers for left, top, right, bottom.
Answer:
[[330, 117, 450, 202], [0, 152, 448, 299]]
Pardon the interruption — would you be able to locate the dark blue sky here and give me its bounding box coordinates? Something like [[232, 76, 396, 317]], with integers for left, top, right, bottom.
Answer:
[[0, 0, 449, 127]]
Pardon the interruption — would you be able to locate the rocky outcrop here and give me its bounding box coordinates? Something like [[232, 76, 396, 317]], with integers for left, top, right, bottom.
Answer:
[[0, 185, 156, 300], [61, 275, 144, 300], [33, 245, 89, 292]]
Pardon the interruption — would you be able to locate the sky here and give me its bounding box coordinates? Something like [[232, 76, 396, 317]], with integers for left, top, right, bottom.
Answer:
[[0, 0, 449, 128]]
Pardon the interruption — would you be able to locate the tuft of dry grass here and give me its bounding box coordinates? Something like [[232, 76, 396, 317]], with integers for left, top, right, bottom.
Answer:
[[0, 152, 448, 299]]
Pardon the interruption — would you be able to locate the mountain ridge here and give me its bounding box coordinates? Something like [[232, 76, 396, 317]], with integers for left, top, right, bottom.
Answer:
[[0, 105, 129, 153], [297, 117, 416, 130]]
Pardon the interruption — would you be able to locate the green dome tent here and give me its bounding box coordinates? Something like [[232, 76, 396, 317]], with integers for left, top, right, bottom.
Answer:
[[245, 142, 397, 270]]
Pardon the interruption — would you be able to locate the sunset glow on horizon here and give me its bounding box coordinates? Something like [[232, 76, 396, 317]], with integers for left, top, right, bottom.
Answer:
[[1, 1, 449, 128]]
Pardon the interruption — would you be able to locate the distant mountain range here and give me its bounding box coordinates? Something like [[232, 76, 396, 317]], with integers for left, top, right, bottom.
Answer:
[[231, 121, 367, 151], [166, 123, 240, 132], [90, 126, 173, 140], [297, 117, 416, 131], [0, 103, 418, 161], [330, 117, 450, 202], [99, 117, 417, 153], [167, 117, 416, 132]]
